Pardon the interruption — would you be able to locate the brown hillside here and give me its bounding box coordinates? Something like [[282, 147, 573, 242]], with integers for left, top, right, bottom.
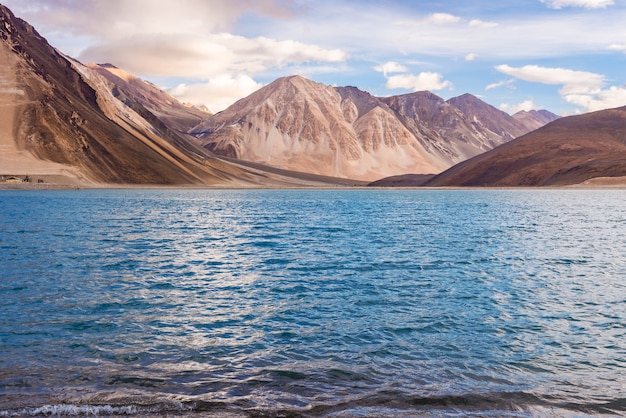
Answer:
[[0, 5, 252, 185], [425, 106, 626, 187]]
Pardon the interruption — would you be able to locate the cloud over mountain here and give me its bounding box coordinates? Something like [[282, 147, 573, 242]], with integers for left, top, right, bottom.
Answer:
[[496, 64, 626, 112], [4, 0, 626, 115], [6, 0, 347, 112], [385, 73, 453, 92], [495, 65, 605, 94], [374, 62, 452, 93]]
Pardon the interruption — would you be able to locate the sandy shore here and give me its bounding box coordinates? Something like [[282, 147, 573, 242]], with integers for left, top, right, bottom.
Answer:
[[3, 180, 626, 191]]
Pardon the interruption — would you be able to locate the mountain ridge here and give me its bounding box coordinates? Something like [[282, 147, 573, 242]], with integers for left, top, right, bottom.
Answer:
[[0, 4, 313, 187], [424, 105, 626, 187], [193, 76, 558, 181], [1, 4, 211, 184], [0, 4, 563, 186]]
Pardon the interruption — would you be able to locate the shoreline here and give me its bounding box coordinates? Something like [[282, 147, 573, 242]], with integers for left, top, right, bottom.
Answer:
[[2, 171, 626, 191], [3, 182, 626, 191]]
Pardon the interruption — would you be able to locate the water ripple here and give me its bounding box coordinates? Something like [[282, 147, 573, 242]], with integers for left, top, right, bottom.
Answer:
[[1, 189, 626, 416]]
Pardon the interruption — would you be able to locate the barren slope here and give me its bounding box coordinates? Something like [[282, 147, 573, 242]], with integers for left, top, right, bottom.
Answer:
[[193, 77, 556, 181], [382, 92, 505, 163], [87, 63, 211, 133], [0, 31, 85, 182], [512, 109, 560, 132], [425, 106, 626, 187], [0, 5, 264, 186], [193, 76, 447, 181]]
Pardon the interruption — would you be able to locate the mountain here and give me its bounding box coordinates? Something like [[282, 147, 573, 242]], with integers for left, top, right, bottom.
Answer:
[[381, 91, 519, 163], [0, 4, 263, 186], [424, 105, 626, 187], [193, 77, 557, 181], [4, 5, 355, 187], [447, 94, 559, 140], [86, 63, 212, 133], [368, 102, 560, 186], [512, 109, 560, 132], [191, 76, 446, 181], [0, 4, 560, 186]]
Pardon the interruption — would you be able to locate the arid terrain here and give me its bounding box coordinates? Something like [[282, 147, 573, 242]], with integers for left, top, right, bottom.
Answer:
[[423, 106, 626, 187], [4, 3, 626, 189], [193, 76, 557, 181], [0, 4, 359, 189]]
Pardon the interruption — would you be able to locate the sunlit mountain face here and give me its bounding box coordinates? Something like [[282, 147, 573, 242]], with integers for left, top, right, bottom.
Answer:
[[0, 4, 559, 186], [191, 76, 557, 181]]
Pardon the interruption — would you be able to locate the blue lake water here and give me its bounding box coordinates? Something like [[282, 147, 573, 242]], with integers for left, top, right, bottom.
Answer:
[[1, 189, 625, 417]]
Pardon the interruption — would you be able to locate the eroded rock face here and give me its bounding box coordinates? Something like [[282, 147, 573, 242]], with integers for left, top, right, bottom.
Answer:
[[87, 63, 212, 134], [193, 76, 557, 181], [191, 76, 427, 181]]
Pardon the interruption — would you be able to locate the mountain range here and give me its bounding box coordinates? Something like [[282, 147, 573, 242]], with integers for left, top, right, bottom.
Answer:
[[191, 77, 557, 181], [4, 3, 626, 188]]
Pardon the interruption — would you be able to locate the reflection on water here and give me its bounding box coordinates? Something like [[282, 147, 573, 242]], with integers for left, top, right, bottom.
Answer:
[[1, 189, 626, 416]]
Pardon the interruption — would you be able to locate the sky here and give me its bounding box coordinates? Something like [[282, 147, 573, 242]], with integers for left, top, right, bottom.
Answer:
[[3, 0, 626, 115]]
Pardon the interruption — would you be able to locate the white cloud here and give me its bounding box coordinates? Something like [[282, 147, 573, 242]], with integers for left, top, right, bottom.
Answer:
[[500, 99, 536, 114], [5, 0, 346, 110], [10, 0, 626, 67], [541, 0, 614, 8], [305, 4, 626, 61], [6, 0, 626, 114], [465, 53, 478, 61], [427, 13, 461, 25], [374, 61, 452, 92], [468, 19, 498, 28], [79, 33, 347, 78], [495, 64, 605, 94], [563, 86, 626, 112], [374, 61, 408, 76], [496, 64, 626, 112], [168, 74, 263, 113], [385, 72, 453, 92], [486, 79, 515, 90], [8, 0, 297, 37]]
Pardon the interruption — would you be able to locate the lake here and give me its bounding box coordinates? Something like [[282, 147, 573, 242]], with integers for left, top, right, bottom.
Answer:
[[1, 189, 625, 417]]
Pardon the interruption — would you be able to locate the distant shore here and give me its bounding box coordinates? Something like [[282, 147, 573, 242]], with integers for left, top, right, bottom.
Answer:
[[3, 182, 626, 191], [3, 172, 626, 191]]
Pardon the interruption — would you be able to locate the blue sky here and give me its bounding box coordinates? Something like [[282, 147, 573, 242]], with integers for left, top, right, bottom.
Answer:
[[4, 0, 626, 115]]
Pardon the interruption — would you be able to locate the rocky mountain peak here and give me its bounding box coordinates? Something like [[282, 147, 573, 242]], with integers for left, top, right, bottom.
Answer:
[[512, 109, 560, 131], [381, 91, 451, 121], [448, 92, 527, 139], [89, 63, 137, 82], [336, 86, 388, 120], [448, 93, 494, 112], [0, 4, 47, 49]]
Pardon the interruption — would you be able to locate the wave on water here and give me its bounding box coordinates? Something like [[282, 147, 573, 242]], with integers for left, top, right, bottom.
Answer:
[[2, 391, 625, 417], [0, 401, 193, 417]]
